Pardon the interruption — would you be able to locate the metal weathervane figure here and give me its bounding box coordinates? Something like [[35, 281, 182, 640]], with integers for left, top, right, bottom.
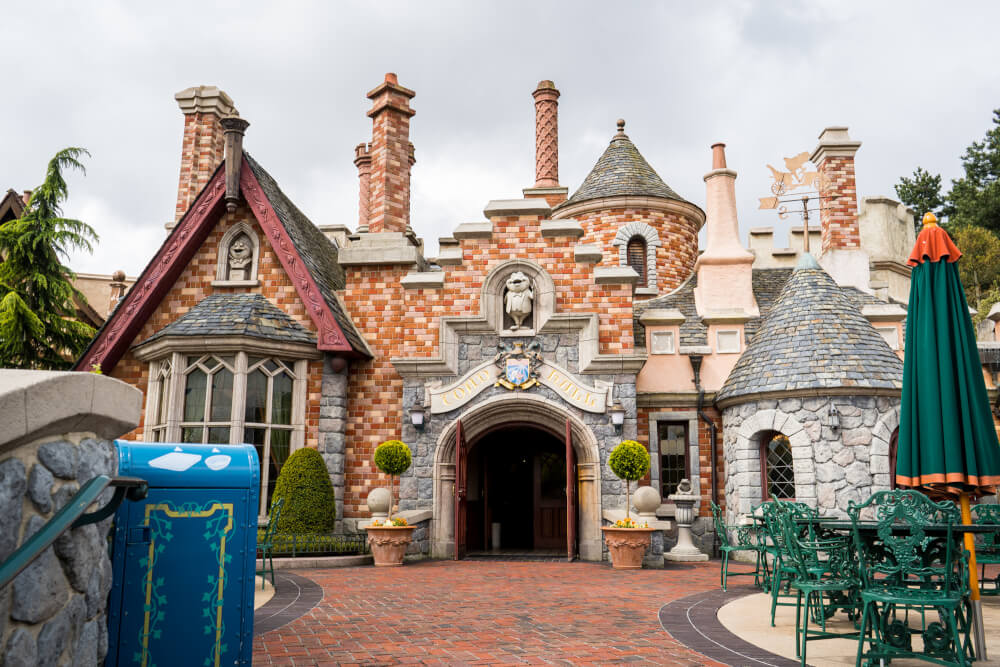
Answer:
[[758, 149, 830, 253]]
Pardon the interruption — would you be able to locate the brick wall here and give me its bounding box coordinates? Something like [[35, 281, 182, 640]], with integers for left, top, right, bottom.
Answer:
[[110, 205, 322, 448], [817, 155, 861, 254], [365, 74, 415, 234]]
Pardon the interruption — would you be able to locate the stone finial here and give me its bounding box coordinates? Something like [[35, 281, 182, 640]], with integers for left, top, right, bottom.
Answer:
[[366, 486, 391, 520], [220, 116, 249, 214], [532, 80, 561, 188], [615, 119, 627, 137], [633, 485, 661, 517]]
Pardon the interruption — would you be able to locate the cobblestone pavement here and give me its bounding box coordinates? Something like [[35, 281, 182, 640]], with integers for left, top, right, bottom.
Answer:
[[252, 559, 743, 666]]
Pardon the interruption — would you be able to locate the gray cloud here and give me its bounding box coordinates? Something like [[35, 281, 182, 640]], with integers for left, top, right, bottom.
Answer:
[[2, 1, 998, 275]]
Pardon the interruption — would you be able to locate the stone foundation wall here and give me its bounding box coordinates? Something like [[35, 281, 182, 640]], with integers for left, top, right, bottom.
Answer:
[[722, 394, 900, 524], [319, 356, 348, 532], [0, 370, 141, 667]]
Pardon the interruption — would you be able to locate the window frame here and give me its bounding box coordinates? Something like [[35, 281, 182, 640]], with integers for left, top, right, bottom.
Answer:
[[139, 340, 317, 518], [657, 421, 689, 500], [626, 236, 648, 286], [760, 430, 795, 501]]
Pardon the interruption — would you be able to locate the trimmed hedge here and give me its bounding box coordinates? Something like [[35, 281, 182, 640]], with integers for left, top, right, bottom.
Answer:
[[373, 439, 412, 476], [608, 440, 650, 482], [271, 447, 336, 535]]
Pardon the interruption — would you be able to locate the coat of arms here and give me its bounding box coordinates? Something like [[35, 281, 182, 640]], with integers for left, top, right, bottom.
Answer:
[[494, 341, 542, 390]]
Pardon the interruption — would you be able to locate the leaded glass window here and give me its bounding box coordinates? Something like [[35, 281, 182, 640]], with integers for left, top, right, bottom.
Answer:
[[762, 432, 794, 500], [149, 359, 172, 443], [180, 355, 235, 445], [659, 422, 688, 499], [245, 357, 297, 511]]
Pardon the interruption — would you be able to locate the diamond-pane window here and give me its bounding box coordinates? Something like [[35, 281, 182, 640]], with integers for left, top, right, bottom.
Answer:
[[763, 433, 795, 499]]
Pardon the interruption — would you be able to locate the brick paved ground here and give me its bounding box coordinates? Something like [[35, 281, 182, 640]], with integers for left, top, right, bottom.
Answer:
[[252, 559, 747, 666]]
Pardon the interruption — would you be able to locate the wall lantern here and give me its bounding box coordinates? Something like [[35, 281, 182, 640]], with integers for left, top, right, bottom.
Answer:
[[409, 404, 427, 431], [610, 402, 626, 434], [829, 404, 840, 432]]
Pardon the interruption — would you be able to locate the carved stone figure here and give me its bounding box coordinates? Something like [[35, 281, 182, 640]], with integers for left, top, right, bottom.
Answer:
[[504, 271, 534, 330], [227, 234, 253, 281]]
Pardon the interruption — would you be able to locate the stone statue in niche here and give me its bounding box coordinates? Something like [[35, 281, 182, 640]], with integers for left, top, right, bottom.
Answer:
[[227, 233, 253, 281], [503, 271, 534, 330]]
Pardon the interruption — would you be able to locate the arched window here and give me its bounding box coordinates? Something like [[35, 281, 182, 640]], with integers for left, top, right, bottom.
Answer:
[[760, 431, 794, 500], [889, 427, 899, 490], [627, 236, 647, 285]]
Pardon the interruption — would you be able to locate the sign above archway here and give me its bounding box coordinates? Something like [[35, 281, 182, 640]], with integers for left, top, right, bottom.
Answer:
[[429, 346, 611, 414]]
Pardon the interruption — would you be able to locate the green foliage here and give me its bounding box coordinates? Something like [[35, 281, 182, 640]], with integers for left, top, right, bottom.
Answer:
[[608, 440, 650, 482], [271, 447, 336, 535], [949, 225, 1000, 308], [373, 439, 412, 476], [894, 167, 945, 232], [0, 147, 98, 369], [948, 109, 1000, 234]]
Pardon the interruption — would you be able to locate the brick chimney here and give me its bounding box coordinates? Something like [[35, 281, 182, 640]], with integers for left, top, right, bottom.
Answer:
[[354, 143, 372, 233], [523, 80, 568, 206], [694, 143, 758, 316], [811, 126, 870, 290], [173, 86, 237, 224], [365, 73, 415, 234]]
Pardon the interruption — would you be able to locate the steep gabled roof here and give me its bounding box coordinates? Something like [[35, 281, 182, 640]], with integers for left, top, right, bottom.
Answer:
[[140, 293, 316, 345], [75, 154, 370, 373], [0, 189, 26, 223], [716, 254, 903, 404], [562, 122, 688, 207]]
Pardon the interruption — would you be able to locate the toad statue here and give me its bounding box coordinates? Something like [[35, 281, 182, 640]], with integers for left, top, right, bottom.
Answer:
[[504, 271, 534, 330]]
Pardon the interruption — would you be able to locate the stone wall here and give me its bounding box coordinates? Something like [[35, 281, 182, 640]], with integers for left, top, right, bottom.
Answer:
[[319, 356, 348, 532], [0, 371, 142, 667], [722, 394, 900, 524]]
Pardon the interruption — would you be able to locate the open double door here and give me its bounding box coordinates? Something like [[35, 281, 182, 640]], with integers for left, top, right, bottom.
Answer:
[[454, 419, 577, 560]]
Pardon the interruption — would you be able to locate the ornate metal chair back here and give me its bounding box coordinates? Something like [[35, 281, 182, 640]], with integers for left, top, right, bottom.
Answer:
[[971, 503, 1000, 553]]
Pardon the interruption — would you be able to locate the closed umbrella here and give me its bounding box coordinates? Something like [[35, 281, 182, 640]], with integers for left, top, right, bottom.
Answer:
[[896, 212, 1000, 658]]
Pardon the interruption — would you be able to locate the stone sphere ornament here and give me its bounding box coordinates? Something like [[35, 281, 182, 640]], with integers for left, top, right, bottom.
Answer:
[[633, 485, 661, 516], [366, 487, 392, 518]]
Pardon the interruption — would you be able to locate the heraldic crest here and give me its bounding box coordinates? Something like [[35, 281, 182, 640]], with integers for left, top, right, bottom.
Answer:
[[494, 341, 542, 390]]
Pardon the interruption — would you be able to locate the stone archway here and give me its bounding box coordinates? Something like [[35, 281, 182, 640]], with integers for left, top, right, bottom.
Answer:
[[431, 393, 603, 561]]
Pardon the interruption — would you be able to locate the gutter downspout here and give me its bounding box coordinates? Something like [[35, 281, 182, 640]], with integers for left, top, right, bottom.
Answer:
[[689, 354, 719, 558]]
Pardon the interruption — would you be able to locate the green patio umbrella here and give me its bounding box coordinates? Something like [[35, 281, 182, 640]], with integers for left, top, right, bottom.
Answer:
[[896, 212, 1000, 656]]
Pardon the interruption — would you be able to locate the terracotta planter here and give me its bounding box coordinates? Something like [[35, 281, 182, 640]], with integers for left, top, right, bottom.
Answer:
[[365, 525, 415, 566], [602, 526, 654, 569]]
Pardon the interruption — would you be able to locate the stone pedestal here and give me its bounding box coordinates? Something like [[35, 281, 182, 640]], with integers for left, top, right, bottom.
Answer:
[[665, 479, 708, 562]]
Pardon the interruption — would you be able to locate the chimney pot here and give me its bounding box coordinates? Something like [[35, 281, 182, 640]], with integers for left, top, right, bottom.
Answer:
[[220, 116, 249, 213], [21, 190, 31, 205], [711, 143, 727, 169], [385, 72, 398, 84], [532, 79, 561, 188]]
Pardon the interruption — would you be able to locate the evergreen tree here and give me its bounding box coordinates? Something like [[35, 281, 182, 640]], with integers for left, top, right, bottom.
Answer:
[[950, 224, 1000, 308], [0, 148, 98, 369], [947, 109, 1000, 234], [894, 167, 946, 231]]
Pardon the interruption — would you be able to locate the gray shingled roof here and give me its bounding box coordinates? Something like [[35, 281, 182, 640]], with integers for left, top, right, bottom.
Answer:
[[562, 123, 688, 206], [715, 254, 903, 403], [142, 293, 316, 345], [244, 153, 370, 356]]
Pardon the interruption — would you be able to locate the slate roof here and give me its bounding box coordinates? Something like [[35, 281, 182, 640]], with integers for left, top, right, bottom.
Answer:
[[562, 123, 689, 207], [715, 254, 903, 403], [142, 293, 316, 345], [244, 153, 370, 356], [0, 188, 26, 224]]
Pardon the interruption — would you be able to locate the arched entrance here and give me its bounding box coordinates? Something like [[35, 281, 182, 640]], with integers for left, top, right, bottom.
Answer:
[[431, 394, 602, 561]]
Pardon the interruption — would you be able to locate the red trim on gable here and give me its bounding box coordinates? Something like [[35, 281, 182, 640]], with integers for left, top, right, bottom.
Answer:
[[240, 163, 353, 352], [74, 169, 227, 373]]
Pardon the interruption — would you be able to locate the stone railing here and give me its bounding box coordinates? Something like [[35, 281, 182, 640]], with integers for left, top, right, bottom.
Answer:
[[0, 370, 141, 666]]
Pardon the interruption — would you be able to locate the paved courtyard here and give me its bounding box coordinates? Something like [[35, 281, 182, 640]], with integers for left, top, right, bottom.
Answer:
[[252, 559, 751, 666]]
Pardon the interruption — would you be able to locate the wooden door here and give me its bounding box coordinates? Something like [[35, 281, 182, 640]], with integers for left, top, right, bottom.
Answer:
[[454, 420, 467, 560], [533, 447, 567, 550], [566, 418, 577, 561]]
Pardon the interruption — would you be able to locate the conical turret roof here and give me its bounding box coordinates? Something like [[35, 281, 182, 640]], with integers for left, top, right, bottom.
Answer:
[[562, 120, 688, 206], [716, 254, 903, 403]]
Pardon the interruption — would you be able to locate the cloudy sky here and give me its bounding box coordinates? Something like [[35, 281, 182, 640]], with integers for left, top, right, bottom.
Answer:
[[3, 2, 999, 277]]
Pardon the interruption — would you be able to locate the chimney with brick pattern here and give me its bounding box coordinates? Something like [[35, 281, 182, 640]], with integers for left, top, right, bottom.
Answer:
[[354, 143, 372, 233], [364, 73, 415, 235], [523, 80, 568, 206], [811, 126, 870, 291], [172, 86, 237, 227], [694, 143, 758, 317]]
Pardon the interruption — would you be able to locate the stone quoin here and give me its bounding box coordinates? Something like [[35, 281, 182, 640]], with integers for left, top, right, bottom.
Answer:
[[73, 73, 1000, 563]]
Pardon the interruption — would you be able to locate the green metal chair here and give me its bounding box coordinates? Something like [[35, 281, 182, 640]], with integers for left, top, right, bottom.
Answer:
[[761, 500, 820, 627], [779, 507, 861, 667], [970, 503, 1000, 595], [848, 490, 973, 667], [256, 497, 285, 590], [710, 501, 763, 591]]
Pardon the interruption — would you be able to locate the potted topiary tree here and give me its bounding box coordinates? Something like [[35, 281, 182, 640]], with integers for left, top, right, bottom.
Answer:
[[365, 439, 415, 566], [602, 440, 655, 569]]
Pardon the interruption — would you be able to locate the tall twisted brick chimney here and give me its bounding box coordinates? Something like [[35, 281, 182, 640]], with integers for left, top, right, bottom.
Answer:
[[694, 143, 758, 316], [811, 126, 870, 290], [364, 73, 415, 235], [172, 86, 237, 225], [523, 80, 568, 206]]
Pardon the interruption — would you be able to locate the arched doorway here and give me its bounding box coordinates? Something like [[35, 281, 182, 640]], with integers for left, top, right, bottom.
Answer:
[[432, 394, 602, 561], [465, 426, 568, 554]]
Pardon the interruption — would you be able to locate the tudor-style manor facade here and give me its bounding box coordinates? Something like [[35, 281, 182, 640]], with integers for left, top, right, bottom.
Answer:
[[75, 76, 1000, 561]]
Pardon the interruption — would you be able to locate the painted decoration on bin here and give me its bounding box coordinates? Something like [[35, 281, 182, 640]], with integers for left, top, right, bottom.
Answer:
[[427, 343, 611, 414]]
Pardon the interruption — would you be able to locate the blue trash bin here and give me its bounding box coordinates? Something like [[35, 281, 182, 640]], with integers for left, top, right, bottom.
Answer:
[[106, 442, 259, 667]]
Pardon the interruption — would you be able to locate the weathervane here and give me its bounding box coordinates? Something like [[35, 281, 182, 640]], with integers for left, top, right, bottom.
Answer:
[[758, 150, 830, 253]]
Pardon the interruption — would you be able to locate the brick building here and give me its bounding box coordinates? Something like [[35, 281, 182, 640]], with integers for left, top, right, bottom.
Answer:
[[75, 76, 1000, 562]]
